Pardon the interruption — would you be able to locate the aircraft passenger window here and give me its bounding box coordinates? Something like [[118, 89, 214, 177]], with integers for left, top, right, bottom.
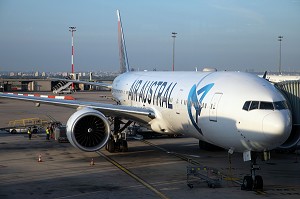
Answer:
[[242, 101, 251, 111], [249, 101, 259, 110], [260, 102, 274, 110], [274, 101, 288, 110]]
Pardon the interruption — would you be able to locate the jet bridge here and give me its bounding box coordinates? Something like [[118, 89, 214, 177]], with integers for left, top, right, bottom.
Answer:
[[275, 80, 300, 126], [275, 80, 300, 150]]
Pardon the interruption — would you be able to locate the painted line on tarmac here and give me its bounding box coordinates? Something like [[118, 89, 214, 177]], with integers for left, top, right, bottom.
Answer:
[[141, 139, 242, 185], [96, 151, 169, 199]]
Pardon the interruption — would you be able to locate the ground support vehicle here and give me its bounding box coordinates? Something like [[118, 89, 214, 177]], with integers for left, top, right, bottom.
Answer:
[[186, 165, 222, 189]]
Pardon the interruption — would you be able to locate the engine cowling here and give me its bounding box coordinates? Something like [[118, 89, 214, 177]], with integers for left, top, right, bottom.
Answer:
[[66, 107, 111, 152], [278, 125, 300, 150]]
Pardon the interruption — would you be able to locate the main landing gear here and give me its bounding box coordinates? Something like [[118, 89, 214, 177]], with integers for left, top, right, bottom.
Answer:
[[106, 117, 132, 153], [241, 152, 264, 191]]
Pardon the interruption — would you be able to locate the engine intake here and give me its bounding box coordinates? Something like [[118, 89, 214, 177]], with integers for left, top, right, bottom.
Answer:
[[66, 108, 111, 152], [279, 125, 300, 150]]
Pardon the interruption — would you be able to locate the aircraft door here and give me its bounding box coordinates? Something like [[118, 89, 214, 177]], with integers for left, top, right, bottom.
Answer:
[[175, 88, 184, 114], [170, 88, 186, 132], [209, 93, 223, 122]]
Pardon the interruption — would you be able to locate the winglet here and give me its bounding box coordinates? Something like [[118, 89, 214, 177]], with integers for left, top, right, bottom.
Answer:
[[117, 10, 130, 73]]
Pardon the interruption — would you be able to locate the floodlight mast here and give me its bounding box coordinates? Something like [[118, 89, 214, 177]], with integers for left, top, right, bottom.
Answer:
[[278, 35, 283, 74], [172, 32, 177, 71], [69, 26, 76, 89]]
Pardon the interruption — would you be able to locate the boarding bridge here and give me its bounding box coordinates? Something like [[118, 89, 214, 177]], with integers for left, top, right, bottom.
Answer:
[[275, 80, 300, 126]]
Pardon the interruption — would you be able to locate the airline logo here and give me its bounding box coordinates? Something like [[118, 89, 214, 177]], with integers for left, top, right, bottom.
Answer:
[[128, 80, 177, 109], [187, 83, 214, 135]]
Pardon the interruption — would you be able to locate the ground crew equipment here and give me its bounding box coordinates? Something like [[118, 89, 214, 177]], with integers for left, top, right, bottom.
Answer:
[[38, 154, 43, 162], [186, 165, 222, 188], [90, 158, 95, 166]]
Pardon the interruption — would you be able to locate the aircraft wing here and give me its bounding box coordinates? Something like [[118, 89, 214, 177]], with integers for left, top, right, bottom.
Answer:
[[50, 78, 112, 89], [0, 92, 155, 124]]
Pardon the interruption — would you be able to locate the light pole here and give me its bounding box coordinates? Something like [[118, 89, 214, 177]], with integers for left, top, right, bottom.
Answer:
[[69, 27, 76, 89], [278, 35, 283, 74], [172, 32, 177, 71]]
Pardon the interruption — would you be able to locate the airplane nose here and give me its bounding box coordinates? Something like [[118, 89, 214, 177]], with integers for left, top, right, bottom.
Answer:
[[262, 111, 291, 145]]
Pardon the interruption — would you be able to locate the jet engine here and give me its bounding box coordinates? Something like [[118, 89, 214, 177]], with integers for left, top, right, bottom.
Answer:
[[66, 107, 111, 152], [278, 126, 300, 151]]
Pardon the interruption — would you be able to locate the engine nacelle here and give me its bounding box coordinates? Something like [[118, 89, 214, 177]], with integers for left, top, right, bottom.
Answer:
[[278, 125, 300, 150], [66, 107, 111, 152]]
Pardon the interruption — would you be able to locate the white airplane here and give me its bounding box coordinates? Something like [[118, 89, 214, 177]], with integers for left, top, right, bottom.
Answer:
[[0, 10, 299, 191]]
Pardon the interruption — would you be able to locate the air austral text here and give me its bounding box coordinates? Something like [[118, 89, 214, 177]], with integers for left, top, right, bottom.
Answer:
[[128, 80, 177, 109]]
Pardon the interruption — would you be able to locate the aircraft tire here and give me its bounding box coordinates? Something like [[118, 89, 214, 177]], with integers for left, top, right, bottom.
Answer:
[[107, 139, 115, 153], [254, 175, 263, 190], [241, 176, 253, 191], [120, 140, 128, 152]]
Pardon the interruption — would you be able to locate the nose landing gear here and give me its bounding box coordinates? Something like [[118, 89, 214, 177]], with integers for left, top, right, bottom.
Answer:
[[241, 152, 264, 191]]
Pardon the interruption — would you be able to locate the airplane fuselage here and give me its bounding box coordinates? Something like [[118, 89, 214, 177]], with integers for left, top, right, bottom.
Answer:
[[112, 71, 292, 153]]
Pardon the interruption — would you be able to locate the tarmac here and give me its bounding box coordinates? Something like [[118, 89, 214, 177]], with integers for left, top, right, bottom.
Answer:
[[0, 91, 300, 199]]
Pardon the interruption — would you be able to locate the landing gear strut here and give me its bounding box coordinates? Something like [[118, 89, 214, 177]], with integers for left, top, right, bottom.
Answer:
[[106, 117, 132, 153], [241, 152, 264, 191]]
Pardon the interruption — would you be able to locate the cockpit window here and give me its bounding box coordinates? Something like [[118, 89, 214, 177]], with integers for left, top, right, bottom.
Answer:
[[242, 100, 288, 111], [274, 101, 288, 110], [260, 102, 274, 110], [249, 101, 259, 110], [242, 101, 251, 111]]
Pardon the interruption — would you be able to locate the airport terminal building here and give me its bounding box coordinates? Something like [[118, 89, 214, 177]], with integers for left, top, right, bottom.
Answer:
[[0, 78, 114, 93]]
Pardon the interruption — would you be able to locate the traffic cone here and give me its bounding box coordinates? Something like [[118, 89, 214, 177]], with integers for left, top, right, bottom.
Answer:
[[38, 154, 43, 162], [90, 158, 95, 166]]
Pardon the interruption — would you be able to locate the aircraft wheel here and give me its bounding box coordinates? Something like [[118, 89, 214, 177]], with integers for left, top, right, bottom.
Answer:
[[120, 140, 128, 152], [107, 139, 115, 153], [114, 140, 121, 151], [254, 175, 263, 190], [241, 176, 253, 191]]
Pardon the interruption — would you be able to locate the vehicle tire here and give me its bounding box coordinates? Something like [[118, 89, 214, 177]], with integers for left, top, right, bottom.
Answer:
[[11, 129, 17, 134], [32, 129, 38, 134], [242, 176, 253, 191], [254, 175, 263, 190]]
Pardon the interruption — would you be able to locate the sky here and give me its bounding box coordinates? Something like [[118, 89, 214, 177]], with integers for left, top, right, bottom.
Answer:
[[0, 0, 299, 73]]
